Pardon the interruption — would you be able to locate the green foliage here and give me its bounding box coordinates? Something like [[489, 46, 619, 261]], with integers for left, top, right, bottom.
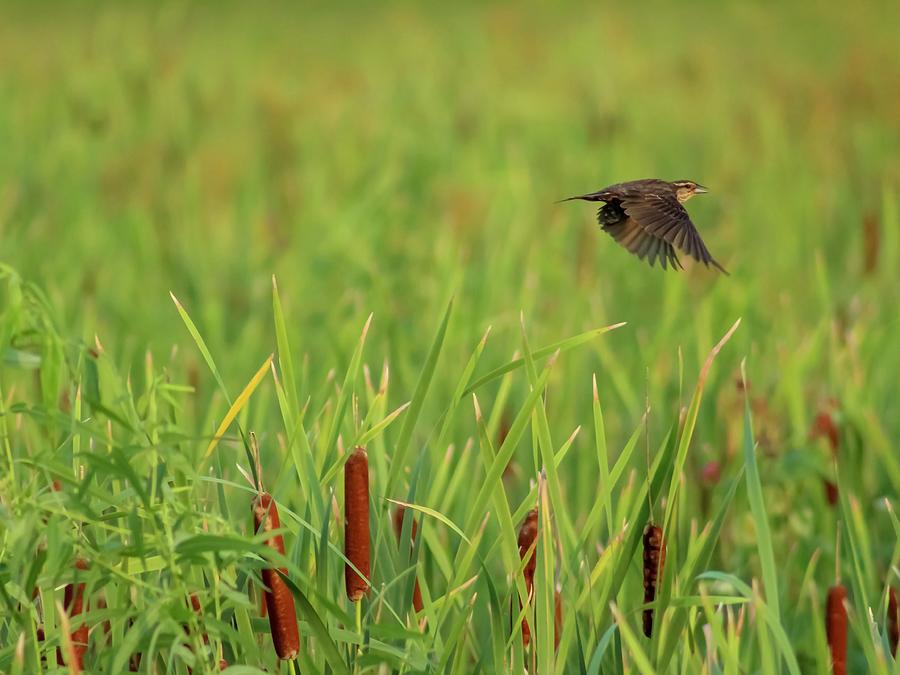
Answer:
[[2, 2, 900, 673]]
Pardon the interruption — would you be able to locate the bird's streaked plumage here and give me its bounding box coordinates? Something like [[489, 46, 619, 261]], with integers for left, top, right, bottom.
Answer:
[[561, 179, 727, 273]]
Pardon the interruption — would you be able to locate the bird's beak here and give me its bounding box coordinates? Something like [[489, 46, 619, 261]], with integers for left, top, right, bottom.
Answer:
[[694, 184, 709, 194]]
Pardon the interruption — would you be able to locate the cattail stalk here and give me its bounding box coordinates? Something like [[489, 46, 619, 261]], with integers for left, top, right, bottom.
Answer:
[[392, 505, 424, 613], [344, 447, 371, 602], [57, 559, 89, 670], [253, 493, 300, 661], [826, 585, 847, 675], [517, 508, 539, 648], [642, 523, 666, 638]]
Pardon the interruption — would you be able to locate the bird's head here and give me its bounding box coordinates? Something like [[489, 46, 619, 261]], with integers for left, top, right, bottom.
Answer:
[[671, 180, 708, 203]]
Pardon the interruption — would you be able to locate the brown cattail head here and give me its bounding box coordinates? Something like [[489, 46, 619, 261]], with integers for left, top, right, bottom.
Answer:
[[187, 593, 209, 645], [344, 447, 371, 602], [517, 508, 539, 648], [126, 617, 141, 671], [497, 413, 512, 449], [252, 492, 300, 661], [392, 506, 424, 613], [518, 508, 539, 588], [826, 585, 848, 675], [811, 410, 840, 506], [811, 411, 839, 453], [642, 523, 666, 638], [96, 596, 111, 640], [700, 460, 721, 486], [888, 586, 899, 657], [392, 504, 419, 542], [554, 590, 563, 651], [57, 559, 89, 670]]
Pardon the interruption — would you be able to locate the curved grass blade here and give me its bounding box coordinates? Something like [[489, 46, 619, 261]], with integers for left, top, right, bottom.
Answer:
[[386, 498, 470, 545], [463, 322, 625, 396], [170, 292, 231, 402], [203, 355, 273, 461]]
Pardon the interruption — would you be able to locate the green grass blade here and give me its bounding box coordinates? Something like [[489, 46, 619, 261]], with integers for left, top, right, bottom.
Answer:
[[463, 322, 626, 396], [170, 292, 231, 402], [386, 299, 453, 498]]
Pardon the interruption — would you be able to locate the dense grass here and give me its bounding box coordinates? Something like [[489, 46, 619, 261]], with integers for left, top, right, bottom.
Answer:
[[2, 2, 900, 673]]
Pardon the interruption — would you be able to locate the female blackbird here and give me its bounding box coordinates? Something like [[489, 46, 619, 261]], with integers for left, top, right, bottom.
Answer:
[[561, 179, 727, 273]]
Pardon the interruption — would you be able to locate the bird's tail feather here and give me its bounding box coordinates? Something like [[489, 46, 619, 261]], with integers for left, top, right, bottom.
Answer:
[[555, 192, 604, 204]]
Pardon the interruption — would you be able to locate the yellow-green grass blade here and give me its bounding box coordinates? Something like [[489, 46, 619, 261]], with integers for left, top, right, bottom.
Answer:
[[203, 354, 273, 461], [609, 603, 655, 675]]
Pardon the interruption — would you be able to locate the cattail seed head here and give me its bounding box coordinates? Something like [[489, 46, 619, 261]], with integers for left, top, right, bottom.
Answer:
[[517, 508, 539, 648], [344, 447, 371, 602], [811, 410, 840, 505], [554, 590, 563, 652], [826, 584, 848, 675], [700, 460, 721, 485], [187, 593, 210, 645], [642, 523, 666, 638], [518, 508, 539, 588], [252, 492, 300, 661], [392, 506, 424, 613], [392, 504, 418, 541], [57, 559, 89, 670]]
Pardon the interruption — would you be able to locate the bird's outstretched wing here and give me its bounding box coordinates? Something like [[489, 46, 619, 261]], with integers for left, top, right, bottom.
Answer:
[[601, 211, 683, 270], [620, 193, 728, 274]]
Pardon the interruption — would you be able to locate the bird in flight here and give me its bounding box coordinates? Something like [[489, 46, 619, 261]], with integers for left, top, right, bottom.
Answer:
[[560, 179, 727, 273]]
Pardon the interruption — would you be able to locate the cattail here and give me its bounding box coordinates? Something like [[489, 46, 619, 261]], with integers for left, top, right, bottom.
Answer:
[[184, 597, 228, 674], [518, 508, 539, 588], [344, 447, 371, 602], [392, 505, 424, 613], [811, 410, 840, 505], [700, 460, 721, 486], [642, 523, 666, 638], [125, 617, 141, 672], [497, 413, 512, 449], [826, 585, 847, 675], [57, 559, 89, 670], [517, 508, 539, 648], [252, 492, 300, 660], [183, 592, 210, 675], [554, 590, 562, 651], [96, 596, 111, 641], [187, 593, 209, 645], [888, 586, 899, 657]]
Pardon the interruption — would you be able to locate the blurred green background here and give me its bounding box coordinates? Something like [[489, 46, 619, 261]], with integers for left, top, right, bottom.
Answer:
[[3, 0, 900, 517], [3, 1, 900, 671]]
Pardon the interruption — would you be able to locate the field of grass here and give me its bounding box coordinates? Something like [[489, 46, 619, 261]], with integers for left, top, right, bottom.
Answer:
[[2, 2, 900, 673]]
